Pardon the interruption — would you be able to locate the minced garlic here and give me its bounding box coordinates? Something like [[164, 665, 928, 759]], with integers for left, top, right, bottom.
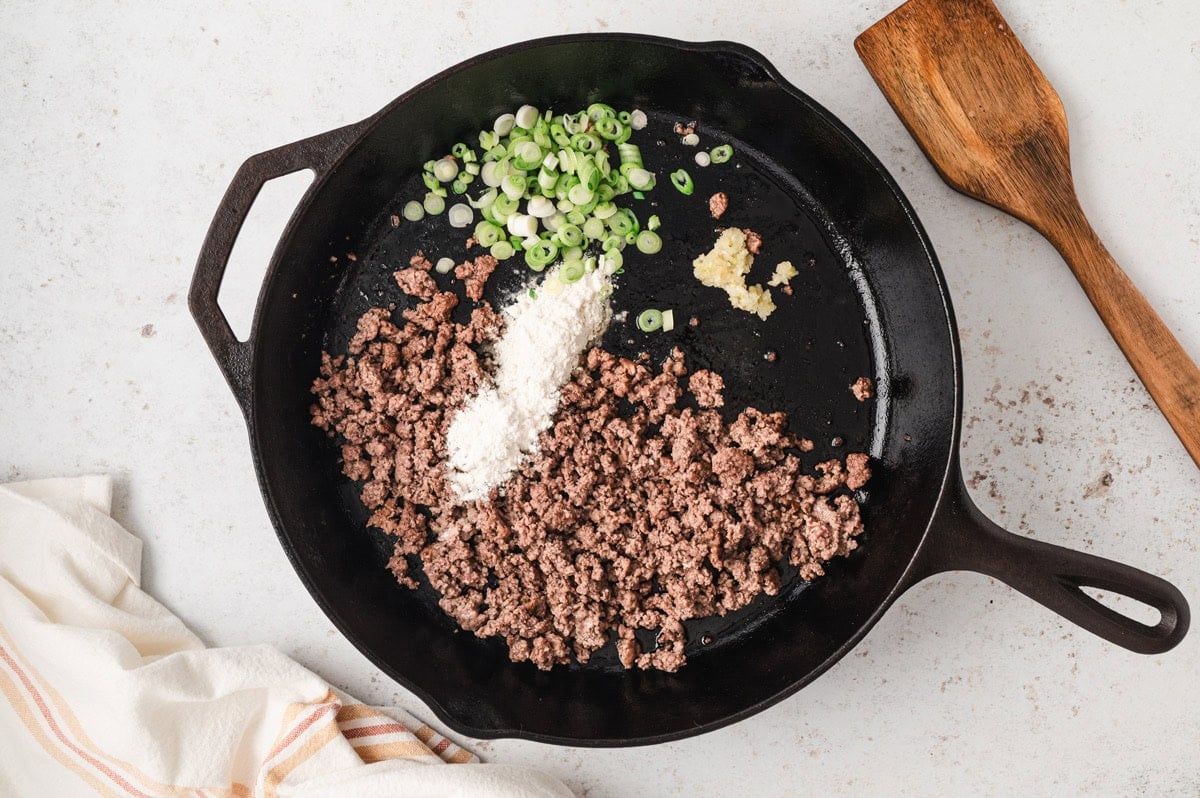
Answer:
[[692, 228, 776, 320], [768, 260, 797, 287]]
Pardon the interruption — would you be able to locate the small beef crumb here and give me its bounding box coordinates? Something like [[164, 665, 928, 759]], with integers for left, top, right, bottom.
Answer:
[[689, 316, 700, 327], [688, 369, 725, 408], [764, 351, 778, 363], [674, 121, 696, 136], [845, 453, 871, 491], [851, 376, 874, 402], [465, 236, 478, 249], [743, 229, 763, 255], [311, 263, 872, 673], [709, 192, 729, 220], [454, 254, 499, 302], [782, 284, 794, 296]]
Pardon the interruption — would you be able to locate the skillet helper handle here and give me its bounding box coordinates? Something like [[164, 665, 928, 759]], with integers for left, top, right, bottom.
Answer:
[[919, 477, 1189, 654], [188, 121, 367, 412], [1035, 198, 1200, 469]]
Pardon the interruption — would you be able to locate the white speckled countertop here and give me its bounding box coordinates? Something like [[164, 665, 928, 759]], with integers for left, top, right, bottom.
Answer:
[[2, 1, 1198, 794]]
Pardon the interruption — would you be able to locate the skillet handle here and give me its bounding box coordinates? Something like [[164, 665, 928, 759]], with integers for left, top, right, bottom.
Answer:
[[914, 475, 1189, 654], [188, 120, 369, 413]]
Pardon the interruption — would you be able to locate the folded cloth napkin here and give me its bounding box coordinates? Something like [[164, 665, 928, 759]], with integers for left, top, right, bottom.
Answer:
[[0, 476, 571, 797]]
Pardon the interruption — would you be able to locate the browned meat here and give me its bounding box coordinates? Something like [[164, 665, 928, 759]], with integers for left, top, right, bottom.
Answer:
[[845, 453, 872, 491], [674, 121, 696, 136], [393, 267, 437, 299], [708, 192, 729, 220], [688, 369, 725, 408], [454, 254, 499, 302], [311, 258, 873, 674], [851, 376, 874, 402], [743, 229, 763, 255]]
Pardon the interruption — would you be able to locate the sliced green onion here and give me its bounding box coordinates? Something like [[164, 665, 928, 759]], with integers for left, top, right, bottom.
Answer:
[[617, 110, 632, 124], [571, 133, 601, 153], [561, 245, 583, 262], [670, 169, 694, 195], [402, 201, 424, 222], [682, 132, 700, 146], [595, 116, 624, 140], [629, 109, 648, 130], [422, 172, 439, 191], [565, 209, 586, 226], [587, 102, 616, 120], [512, 141, 543, 170], [710, 144, 733, 163], [475, 221, 502, 247], [433, 157, 459, 182], [601, 234, 624, 252], [465, 161, 481, 175], [494, 113, 515, 135], [492, 193, 519, 220], [480, 161, 502, 187], [592, 201, 618, 220], [468, 187, 497, 209], [515, 104, 539, 129], [506, 213, 538, 238], [602, 248, 623, 271], [561, 259, 585, 282], [627, 168, 655, 191], [647, 214, 661, 231], [557, 223, 583, 247], [567, 183, 593, 206], [694, 151, 711, 167], [423, 159, 437, 172], [451, 142, 470, 158], [632, 190, 645, 200], [422, 193, 445, 215], [435, 257, 456, 274], [526, 195, 555, 218], [430, 185, 447, 198], [608, 209, 637, 236], [451, 179, 468, 195], [661, 309, 675, 332], [636, 230, 662, 254], [448, 203, 473, 228], [583, 217, 606, 240], [637, 309, 663, 332], [490, 240, 515, 260], [524, 239, 558, 271], [624, 231, 637, 245]]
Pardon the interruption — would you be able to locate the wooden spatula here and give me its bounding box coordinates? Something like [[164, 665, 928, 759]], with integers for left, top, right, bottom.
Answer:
[[856, 0, 1200, 468]]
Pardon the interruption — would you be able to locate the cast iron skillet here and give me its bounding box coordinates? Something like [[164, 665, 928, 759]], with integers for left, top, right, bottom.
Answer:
[[189, 34, 1189, 746]]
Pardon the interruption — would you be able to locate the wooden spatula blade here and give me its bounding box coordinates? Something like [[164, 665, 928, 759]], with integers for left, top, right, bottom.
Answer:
[[855, 0, 1071, 224]]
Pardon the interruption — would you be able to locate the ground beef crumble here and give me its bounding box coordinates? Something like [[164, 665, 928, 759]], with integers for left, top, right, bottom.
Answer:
[[709, 192, 729, 220], [851, 376, 874, 402], [311, 255, 872, 672]]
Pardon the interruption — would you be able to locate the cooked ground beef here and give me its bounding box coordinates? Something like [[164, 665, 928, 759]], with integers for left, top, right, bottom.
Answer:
[[453, 253, 498, 302], [674, 121, 696, 136], [851, 376, 874, 401], [311, 255, 872, 672], [709, 192, 729, 220], [743, 228, 763, 255]]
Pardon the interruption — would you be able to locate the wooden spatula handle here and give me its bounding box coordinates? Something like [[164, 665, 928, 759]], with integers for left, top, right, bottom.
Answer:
[[1039, 199, 1200, 465]]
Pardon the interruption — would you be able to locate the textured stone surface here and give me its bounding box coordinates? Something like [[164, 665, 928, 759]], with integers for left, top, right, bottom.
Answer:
[[2, 1, 1197, 794]]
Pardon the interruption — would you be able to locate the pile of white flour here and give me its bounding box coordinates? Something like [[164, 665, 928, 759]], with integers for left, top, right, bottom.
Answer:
[[445, 265, 613, 501]]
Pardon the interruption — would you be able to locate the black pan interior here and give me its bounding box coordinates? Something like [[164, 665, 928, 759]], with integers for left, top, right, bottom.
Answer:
[[246, 35, 958, 744]]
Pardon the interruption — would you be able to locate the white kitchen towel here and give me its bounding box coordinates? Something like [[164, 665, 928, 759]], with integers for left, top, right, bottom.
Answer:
[[0, 476, 571, 797]]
